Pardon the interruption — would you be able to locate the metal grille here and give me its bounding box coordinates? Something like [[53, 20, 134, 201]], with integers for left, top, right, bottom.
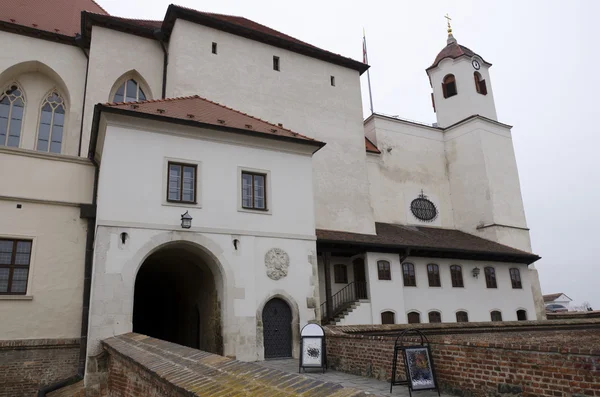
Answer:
[[262, 298, 292, 359], [410, 191, 438, 222]]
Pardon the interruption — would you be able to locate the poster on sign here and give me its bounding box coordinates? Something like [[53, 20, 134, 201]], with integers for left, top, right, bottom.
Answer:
[[299, 323, 327, 373], [403, 346, 436, 390]]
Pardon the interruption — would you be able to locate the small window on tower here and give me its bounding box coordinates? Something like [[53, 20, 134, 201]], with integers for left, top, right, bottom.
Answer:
[[212, 42, 217, 54], [330, 76, 335, 86], [474, 72, 487, 95], [273, 56, 280, 71], [442, 74, 457, 98]]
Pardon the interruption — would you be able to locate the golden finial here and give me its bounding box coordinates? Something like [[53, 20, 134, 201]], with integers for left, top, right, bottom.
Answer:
[[445, 13, 452, 36]]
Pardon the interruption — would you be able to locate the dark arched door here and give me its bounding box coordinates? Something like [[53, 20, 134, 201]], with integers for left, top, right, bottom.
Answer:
[[262, 298, 292, 359]]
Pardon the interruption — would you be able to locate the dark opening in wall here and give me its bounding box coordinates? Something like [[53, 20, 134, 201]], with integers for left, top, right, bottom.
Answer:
[[212, 42, 217, 54], [273, 56, 280, 71], [330, 76, 335, 86], [442, 74, 457, 98]]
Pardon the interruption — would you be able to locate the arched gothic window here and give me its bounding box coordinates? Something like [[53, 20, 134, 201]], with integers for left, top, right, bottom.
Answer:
[[442, 74, 457, 98], [474, 72, 487, 95], [113, 79, 146, 103], [0, 84, 25, 147], [37, 91, 65, 154]]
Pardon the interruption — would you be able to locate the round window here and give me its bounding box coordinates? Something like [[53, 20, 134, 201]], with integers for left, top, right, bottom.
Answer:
[[410, 192, 438, 222]]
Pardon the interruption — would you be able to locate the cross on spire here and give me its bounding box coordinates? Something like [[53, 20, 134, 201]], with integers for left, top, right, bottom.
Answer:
[[445, 13, 453, 36]]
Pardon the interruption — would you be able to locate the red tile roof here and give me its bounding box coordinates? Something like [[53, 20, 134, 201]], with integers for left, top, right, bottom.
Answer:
[[365, 137, 380, 154], [100, 95, 324, 148], [0, 0, 107, 36], [428, 40, 490, 71]]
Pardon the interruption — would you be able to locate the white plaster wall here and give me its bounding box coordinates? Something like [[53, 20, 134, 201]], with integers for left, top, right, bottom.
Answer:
[[362, 252, 536, 323], [428, 57, 497, 128], [365, 116, 454, 228], [166, 19, 374, 234], [0, 31, 87, 156], [0, 150, 94, 204], [96, 119, 316, 237], [317, 257, 356, 303], [82, 26, 164, 155], [336, 302, 372, 325], [0, 200, 87, 339]]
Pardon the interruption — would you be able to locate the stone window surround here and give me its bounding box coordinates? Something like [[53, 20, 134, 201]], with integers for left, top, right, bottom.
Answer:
[[161, 157, 202, 209], [237, 166, 272, 215]]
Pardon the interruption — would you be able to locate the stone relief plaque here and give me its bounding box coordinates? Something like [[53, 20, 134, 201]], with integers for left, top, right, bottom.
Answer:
[[265, 248, 290, 280]]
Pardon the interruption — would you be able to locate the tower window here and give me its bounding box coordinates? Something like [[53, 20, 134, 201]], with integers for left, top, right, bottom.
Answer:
[[330, 76, 335, 86], [474, 72, 487, 95], [442, 74, 457, 98], [212, 42, 217, 54], [273, 56, 280, 71]]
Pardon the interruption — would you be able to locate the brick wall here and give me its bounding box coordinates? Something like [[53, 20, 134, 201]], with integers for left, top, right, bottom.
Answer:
[[102, 332, 370, 397], [0, 338, 80, 397], [325, 320, 600, 397]]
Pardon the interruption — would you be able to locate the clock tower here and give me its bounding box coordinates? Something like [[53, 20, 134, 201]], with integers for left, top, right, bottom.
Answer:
[[426, 18, 498, 128]]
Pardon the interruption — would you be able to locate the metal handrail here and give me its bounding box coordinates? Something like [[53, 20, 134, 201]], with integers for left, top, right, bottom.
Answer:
[[320, 281, 367, 323]]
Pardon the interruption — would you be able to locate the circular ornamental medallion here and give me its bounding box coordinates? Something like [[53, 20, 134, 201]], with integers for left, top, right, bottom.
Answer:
[[410, 191, 438, 222], [265, 248, 290, 280]]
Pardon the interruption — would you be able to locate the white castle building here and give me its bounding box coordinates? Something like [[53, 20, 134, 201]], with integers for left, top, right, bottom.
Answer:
[[0, 0, 544, 382]]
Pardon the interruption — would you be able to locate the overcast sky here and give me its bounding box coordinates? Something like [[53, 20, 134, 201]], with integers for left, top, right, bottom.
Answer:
[[99, 0, 599, 308]]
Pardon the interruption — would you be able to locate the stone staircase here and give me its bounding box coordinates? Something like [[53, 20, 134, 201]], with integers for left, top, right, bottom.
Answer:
[[332, 299, 369, 325]]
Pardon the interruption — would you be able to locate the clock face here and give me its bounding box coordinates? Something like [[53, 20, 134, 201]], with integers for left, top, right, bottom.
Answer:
[[472, 59, 481, 70]]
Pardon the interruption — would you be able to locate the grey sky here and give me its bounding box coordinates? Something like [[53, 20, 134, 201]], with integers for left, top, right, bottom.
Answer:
[[99, 0, 600, 308]]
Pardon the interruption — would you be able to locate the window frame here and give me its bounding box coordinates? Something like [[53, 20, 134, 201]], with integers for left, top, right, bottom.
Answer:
[[442, 74, 457, 98], [474, 71, 487, 95], [112, 78, 147, 103], [330, 76, 335, 86], [273, 56, 280, 71], [241, 170, 268, 211], [36, 89, 66, 154], [0, 83, 25, 148], [212, 42, 218, 54], [377, 260, 391, 280], [450, 265, 464, 288], [166, 161, 197, 204], [427, 263, 441, 287], [428, 311, 442, 323], [456, 311, 469, 323], [381, 311, 395, 325], [0, 238, 32, 295], [491, 310, 502, 322], [402, 262, 416, 286], [407, 311, 421, 324], [509, 268, 522, 289], [484, 267, 497, 289], [333, 264, 348, 284]]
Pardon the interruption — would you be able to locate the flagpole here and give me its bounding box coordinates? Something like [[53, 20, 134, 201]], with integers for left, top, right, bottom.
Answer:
[[363, 28, 374, 115]]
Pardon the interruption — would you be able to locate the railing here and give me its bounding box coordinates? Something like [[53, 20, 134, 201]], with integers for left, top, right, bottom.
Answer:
[[320, 281, 367, 323]]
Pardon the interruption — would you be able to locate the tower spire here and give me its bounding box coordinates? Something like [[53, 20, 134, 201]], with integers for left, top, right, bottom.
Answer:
[[445, 13, 456, 44]]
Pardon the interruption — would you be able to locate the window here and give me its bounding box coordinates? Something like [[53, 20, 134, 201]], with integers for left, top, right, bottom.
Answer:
[[0, 239, 32, 295], [167, 162, 197, 203], [484, 267, 497, 288], [442, 74, 457, 98], [381, 311, 395, 325], [407, 312, 421, 324], [377, 260, 391, 280], [212, 42, 218, 54], [333, 264, 348, 284], [402, 263, 416, 286], [474, 72, 487, 95], [37, 90, 65, 154], [428, 311, 441, 323], [510, 268, 522, 289], [456, 311, 469, 323], [113, 79, 146, 103], [241, 171, 267, 210], [330, 76, 335, 86], [450, 265, 464, 288], [0, 84, 25, 148], [427, 264, 441, 287], [491, 311, 502, 322], [273, 56, 280, 71], [516, 310, 527, 321]]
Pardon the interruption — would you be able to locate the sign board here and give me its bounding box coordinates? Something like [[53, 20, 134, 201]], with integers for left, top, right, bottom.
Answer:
[[403, 346, 436, 390], [299, 323, 327, 373]]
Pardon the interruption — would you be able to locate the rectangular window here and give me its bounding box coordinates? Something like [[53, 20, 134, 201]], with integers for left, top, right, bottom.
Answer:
[[510, 268, 522, 289], [427, 264, 441, 287], [450, 265, 464, 288], [333, 264, 348, 284], [377, 260, 391, 280], [485, 267, 497, 288], [330, 76, 335, 86], [273, 56, 280, 71], [402, 263, 416, 287], [167, 162, 197, 203], [241, 171, 267, 210], [0, 239, 32, 295], [212, 42, 217, 54], [381, 311, 395, 324]]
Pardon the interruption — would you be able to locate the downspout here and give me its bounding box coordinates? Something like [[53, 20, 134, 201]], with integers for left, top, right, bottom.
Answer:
[[75, 34, 90, 157], [154, 29, 168, 99]]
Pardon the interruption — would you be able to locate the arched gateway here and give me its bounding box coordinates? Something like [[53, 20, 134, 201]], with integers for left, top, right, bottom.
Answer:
[[133, 241, 223, 354]]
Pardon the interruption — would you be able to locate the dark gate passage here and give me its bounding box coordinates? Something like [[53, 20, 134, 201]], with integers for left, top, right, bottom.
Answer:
[[262, 298, 292, 359]]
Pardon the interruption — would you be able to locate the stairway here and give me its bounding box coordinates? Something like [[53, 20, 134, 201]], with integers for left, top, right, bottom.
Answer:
[[320, 281, 368, 325], [331, 300, 369, 325]]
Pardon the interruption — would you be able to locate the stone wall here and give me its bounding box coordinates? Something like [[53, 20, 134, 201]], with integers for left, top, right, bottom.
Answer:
[[0, 338, 80, 397], [325, 320, 600, 397]]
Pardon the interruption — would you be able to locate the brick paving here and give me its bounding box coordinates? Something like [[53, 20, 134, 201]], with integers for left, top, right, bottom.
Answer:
[[257, 359, 448, 397]]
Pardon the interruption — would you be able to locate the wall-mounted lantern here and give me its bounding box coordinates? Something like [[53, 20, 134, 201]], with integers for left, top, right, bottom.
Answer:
[[181, 211, 192, 229], [472, 267, 480, 278]]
